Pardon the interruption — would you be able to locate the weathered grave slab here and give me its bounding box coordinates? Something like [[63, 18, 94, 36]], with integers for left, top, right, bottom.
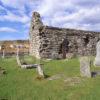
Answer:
[[79, 56, 91, 78]]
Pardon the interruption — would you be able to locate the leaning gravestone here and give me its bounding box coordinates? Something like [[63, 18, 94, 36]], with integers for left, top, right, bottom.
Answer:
[[36, 59, 44, 79], [94, 41, 100, 67], [16, 46, 21, 66], [79, 56, 91, 78], [37, 64, 44, 78]]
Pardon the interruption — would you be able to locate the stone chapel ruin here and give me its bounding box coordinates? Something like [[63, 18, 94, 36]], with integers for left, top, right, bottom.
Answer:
[[29, 12, 100, 59]]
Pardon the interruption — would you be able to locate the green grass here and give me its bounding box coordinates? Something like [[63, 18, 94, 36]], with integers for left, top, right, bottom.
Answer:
[[0, 56, 100, 100]]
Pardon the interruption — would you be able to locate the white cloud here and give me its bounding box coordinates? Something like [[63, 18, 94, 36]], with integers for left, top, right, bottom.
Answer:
[[1, 0, 39, 12], [0, 0, 38, 23], [1, 0, 27, 10], [0, 10, 30, 24], [0, 0, 100, 32], [0, 27, 18, 32], [36, 0, 100, 31]]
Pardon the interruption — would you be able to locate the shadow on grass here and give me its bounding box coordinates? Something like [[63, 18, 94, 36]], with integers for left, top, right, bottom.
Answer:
[[91, 71, 100, 77], [35, 74, 50, 80]]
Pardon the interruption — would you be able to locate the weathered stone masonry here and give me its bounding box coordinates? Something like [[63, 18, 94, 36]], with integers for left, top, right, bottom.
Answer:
[[29, 12, 100, 59]]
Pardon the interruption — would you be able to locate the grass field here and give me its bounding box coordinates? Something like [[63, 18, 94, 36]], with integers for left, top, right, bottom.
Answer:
[[0, 56, 100, 100]]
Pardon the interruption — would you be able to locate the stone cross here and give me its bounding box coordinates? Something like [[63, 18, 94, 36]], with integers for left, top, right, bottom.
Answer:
[[94, 41, 100, 67], [79, 56, 91, 78]]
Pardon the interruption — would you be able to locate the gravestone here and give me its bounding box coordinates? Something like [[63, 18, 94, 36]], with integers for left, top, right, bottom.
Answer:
[[16, 46, 21, 66], [94, 41, 100, 67], [37, 65, 44, 78], [79, 56, 91, 78], [36, 59, 44, 78]]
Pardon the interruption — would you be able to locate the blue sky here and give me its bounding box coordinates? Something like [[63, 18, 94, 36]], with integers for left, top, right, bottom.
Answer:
[[0, 0, 100, 40]]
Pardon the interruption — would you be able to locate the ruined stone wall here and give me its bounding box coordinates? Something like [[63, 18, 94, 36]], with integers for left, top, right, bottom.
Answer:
[[39, 27, 100, 58], [29, 12, 43, 58], [29, 12, 100, 59]]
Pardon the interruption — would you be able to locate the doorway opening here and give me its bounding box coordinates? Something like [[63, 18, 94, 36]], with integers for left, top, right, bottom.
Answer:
[[59, 39, 69, 59]]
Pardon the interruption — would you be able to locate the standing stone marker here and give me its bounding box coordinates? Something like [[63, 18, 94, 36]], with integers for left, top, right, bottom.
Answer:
[[16, 46, 21, 66], [94, 41, 100, 67], [2, 50, 5, 59], [37, 64, 44, 78], [79, 56, 91, 78], [36, 59, 44, 78]]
